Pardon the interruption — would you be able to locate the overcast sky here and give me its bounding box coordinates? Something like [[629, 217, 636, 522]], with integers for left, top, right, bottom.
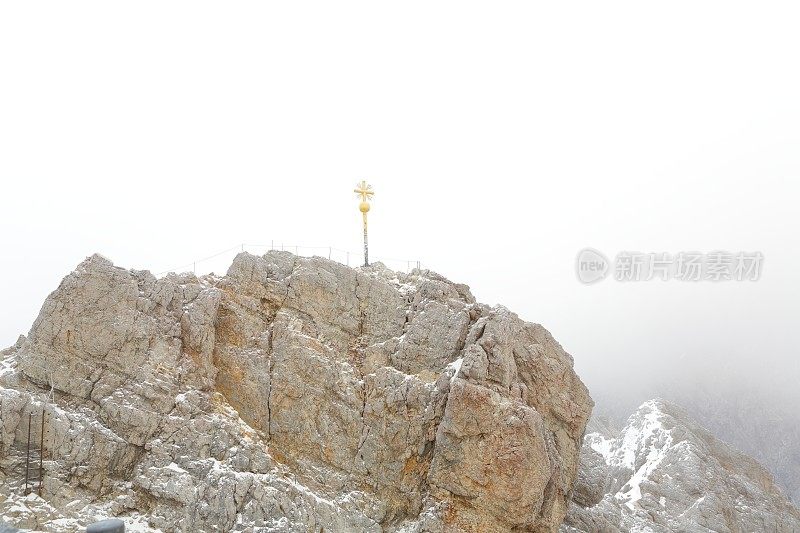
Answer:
[[2, 2, 798, 404]]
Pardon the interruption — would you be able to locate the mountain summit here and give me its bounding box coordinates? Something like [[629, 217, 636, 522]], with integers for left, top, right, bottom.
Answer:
[[0, 252, 592, 532]]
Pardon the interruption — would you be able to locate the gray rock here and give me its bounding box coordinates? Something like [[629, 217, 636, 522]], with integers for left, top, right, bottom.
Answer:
[[0, 251, 592, 532], [0, 521, 19, 533], [86, 518, 125, 533]]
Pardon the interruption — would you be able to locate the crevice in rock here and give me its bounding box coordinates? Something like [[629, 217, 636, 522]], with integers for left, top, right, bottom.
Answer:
[[265, 323, 274, 444], [355, 385, 370, 472]]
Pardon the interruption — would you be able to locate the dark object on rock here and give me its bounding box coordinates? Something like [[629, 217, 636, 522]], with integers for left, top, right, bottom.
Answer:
[[0, 521, 19, 533], [86, 519, 125, 533]]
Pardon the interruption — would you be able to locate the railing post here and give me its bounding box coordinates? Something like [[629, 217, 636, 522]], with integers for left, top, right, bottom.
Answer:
[[24, 413, 32, 495], [38, 410, 44, 495]]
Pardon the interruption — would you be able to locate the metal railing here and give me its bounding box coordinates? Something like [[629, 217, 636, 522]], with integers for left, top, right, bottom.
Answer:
[[155, 243, 422, 277]]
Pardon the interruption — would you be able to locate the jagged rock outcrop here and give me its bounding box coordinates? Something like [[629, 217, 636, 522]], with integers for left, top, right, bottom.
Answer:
[[562, 399, 800, 533], [591, 375, 800, 506], [0, 252, 592, 532], [660, 381, 800, 506]]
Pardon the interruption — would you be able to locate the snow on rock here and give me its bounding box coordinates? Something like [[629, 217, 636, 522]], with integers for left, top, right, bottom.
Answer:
[[610, 400, 675, 508], [562, 399, 800, 533]]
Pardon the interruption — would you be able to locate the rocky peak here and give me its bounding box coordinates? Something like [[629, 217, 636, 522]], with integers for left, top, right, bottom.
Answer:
[[0, 251, 592, 532], [564, 398, 800, 533]]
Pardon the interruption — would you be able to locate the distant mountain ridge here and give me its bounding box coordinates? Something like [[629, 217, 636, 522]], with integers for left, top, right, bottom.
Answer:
[[563, 399, 800, 532], [592, 379, 800, 506], [662, 384, 800, 506]]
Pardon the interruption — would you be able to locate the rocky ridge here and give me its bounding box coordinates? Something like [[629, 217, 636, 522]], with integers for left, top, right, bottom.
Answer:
[[0, 252, 592, 532], [562, 399, 800, 533], [661, 382, 800, 506]]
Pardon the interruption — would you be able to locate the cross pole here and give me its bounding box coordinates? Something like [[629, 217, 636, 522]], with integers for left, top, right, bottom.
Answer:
[[354, 181, 374, 266]]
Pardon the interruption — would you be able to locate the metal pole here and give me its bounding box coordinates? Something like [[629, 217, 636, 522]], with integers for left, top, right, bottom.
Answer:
[[328, 247, 331, 259], [354, 180, 374, 267], [362, 212, 369, 267], [38, 411, 44, 495], [24, 413, 32, 495]]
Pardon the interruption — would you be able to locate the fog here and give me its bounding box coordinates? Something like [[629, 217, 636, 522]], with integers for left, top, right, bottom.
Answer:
[[2, 2, 799, 415]]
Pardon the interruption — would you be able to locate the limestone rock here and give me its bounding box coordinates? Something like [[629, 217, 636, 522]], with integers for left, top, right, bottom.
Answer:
[[0, 251, 592, 532]]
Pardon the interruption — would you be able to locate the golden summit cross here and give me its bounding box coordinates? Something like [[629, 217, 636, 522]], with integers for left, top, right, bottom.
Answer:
[[354, 180, 374, 266], [354, 180, 374, 203]]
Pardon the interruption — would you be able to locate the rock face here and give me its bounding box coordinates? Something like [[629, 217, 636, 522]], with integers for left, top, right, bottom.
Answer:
[[562, 399, 800, 533], [591, 376, 800, 507], [0, 252, 592, 532], [661, 383, 800, 506]]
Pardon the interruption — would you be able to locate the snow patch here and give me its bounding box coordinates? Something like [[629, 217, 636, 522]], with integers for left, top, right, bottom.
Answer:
[[0, 354, 17, 378], [164, 462, 187, 474], [612, 400, 674, 508], [445, 357, 464, 384], [586, 432, 615, 463]]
